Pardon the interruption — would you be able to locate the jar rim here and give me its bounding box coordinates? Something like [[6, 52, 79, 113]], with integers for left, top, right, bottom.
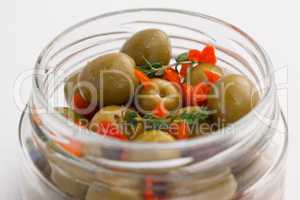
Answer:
[[32, 8, 274, 150]]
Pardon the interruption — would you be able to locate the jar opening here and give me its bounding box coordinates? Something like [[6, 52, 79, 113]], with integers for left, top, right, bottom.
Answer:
[[31, 8, 274, 151]]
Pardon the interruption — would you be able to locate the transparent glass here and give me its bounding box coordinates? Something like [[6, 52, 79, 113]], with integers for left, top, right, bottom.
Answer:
[[19, 8, 288, 200]]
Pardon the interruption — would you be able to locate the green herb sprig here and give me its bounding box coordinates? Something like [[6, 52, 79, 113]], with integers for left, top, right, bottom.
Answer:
[[136, 57, 167, 78], [143, 114, 170, 131], [123, 111, 139, 126], [137, 53, 197, 78], [174, 107, 209, 128], [138, 62, 166, 77], [175, 52, 189, 63]]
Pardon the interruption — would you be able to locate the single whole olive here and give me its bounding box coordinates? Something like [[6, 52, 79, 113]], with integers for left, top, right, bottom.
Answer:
[[78, 53, 138, 107], [136, 78, 182, 113], [89, 106, 143, 138], [89, 106, 124, 129], [207, 74, 259, 125], [187, 63, 223, 85], [129, 131, 180, 161], [121, 29, 172, 66], [134, 130, 175, 143]]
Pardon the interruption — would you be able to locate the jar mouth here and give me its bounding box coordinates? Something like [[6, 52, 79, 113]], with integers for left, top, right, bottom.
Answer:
[[32, 8, 274, 151]]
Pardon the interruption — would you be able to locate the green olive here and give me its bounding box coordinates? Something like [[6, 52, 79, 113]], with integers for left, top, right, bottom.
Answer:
[[136, 78, 181, 113], [129, 131, 180, 161], [89, 106, 123, 129], [134, 130, 175, 143], [89, 106, 143, 138], [121, 29, 172, 66], [187, 63, 223, 85], [55, 107, 88, 127], [64, 71, 80, 104], [78, 53, 138, 107], [207, 74, 259, 125]]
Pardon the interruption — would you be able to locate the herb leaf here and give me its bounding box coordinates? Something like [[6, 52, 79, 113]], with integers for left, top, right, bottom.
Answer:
[[176, 107, 208, 127], [175, 52, 188, 63], [138, 62, 165, 78], [151, 63, 163, 69], [124, 111, 138, 126], [143, 114, 170, 130]]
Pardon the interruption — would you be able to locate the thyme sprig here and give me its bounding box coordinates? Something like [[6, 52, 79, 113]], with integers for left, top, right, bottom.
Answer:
[[122, 106, 209, 138], [137, 55, 195, 78], [123, 111, 139, 127], [137, 57, 167, 77], [173, 107, 209, 128], [175, 52, 189, 63], [143, 114, 171, 131]]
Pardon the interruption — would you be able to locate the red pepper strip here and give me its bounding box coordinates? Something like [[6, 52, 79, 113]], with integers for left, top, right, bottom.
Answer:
[[204, 69, 221, 84], [163, 67, 181, 84], [144, 178, 155, 200], [188, 45, 217, 65], [201, 45, 217, 65], [96, 121, 128, 141], [72, 90, 89, 110], [179, 63, 192, 77], [71, 90, 97, 120], [188, 49, 203, 62], [169, 122, 189, 140], [152, 102, 168, 118], [193, 82, 212, 105], [182, 83, 211, 106], [182, 84, 194, 106], [176, 122, 190, 140], [144, 178, 165, 200], [134, 69, 152, 89], [57, 139, 83, 157]]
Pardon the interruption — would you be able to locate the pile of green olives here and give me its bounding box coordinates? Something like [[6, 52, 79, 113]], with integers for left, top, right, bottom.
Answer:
[[59, 28, 259, 143]]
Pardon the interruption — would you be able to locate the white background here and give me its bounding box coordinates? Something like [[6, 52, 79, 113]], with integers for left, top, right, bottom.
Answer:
[[1, 0, 298, 199]]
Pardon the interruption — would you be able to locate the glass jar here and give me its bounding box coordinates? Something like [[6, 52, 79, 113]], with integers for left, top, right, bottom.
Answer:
[[19, 8, 288, 200]]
